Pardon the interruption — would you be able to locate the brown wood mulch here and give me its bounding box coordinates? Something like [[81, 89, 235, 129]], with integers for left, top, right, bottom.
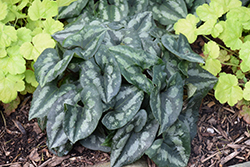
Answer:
[[0, 92, 250, 167]]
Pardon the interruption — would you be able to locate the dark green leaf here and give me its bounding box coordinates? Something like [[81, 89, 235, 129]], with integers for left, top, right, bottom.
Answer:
[[127, 0, 148, 16], [63, 85, 103, 143], [102, 85, 144, 130], [127, 11, 154, 38], [111, 109, 159, 167], [149, 0, 187, 25], [58, 0, 89, 19], [98, 0, 129, 21], [161, 33, 204, 63], [53, 11, 94, 44], [46, 85, 80, 148], [34, 49, 73, 87], [145, 119, 191, 167], [186, 62, 217, 97], [150, 73, 184, 134], [48, 140, 73, 157], [29, 83, 77, 120], [63, 25, 106, 59], [79, 126, 111, 152], [80, 47, 121, 103]]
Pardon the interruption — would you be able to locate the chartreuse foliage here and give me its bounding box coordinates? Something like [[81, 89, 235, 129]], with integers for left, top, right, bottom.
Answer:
[[0, 0, 76, 110], [29, 1, 217, 166], [174, 0, 250, 123]]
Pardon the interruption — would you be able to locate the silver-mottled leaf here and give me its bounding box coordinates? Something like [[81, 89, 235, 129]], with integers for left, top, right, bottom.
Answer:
[[79, 126, 111, 152], [150, 0, 187, 25], [46, 85, 80, 148], [186, 62, 217, 96], [103, 29, 125, 47], [102, 85, 144, 130], [58, 0, 88, 19], [161, 33, 204, 63], [98, 0, 129, 21], [34, 49, 73, 87], [127, 0, 148, 16], [48, 140, 73, 157], [111, 109, 159, 167], [29, 83, 76, 120], [127, 11, 154, 38], [53, 11, 94, 44], [150, 73, 184, 134], [80, 47, 121, 103], [63, 25, 106, 59], [145, 119, 191, 167], [63, 85, 102, 143]]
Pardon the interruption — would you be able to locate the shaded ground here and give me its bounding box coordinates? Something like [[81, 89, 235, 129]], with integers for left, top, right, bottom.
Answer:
[[0, 93, 249, 167]]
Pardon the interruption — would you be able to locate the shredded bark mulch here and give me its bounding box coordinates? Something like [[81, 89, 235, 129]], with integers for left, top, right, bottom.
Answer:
[[0, 92, 250, 167]]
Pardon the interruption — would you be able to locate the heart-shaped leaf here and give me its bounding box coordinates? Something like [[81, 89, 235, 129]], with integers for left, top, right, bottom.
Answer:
[[63, 85, 103, 143], [150, 72, 184, 134], [111, 109, 159, 167], [102, 85, 144, 130], [145, 119, 191, 167], [34, 48, 74, 87]]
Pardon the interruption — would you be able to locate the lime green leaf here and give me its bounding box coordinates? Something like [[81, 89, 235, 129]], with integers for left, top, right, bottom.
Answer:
[[226, 6, 250, 23], [0, 48, 7, 58], [57, 0, 77, 7], [174, 14, 199, 43], [13, 27, 32, 46], [196, 2, 224, 21], [243, 82, 250, 100], [1, 0, 20, 4], [20, 33, 56, 61], [203, 57, 221, 76], [0, 70, 25, 103], [28, 0, 58, 21], [196, 19, 216, 36], [239, 41, 250, 72], [17, 0, 29, 10], [217, 50, 230, 62], [218, 20, 242, 50], [0, 46, 26, 75], [214, 74, 243, 106], [0, 23, 17, 47], [211, 23, 224, 38], [236, 70, 245, 79], [211, 0, 241, 13], [25, 70, 39, 87], [43, 18, 64, 35], [0, 1, 8, 20], [204, 41, 220, 59]]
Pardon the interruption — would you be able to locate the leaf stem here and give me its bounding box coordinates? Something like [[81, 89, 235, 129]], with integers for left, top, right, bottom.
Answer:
[[202, 35, 238, 56], [220, 62, 239, 67]]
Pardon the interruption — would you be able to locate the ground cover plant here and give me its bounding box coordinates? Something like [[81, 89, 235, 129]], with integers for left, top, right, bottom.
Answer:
[[28, 0, 218, 167], [174, 0, 250, 124], [0, 0, 77, 115]]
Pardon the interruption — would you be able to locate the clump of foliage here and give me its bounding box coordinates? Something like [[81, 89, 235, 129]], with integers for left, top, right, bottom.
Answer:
[[0, 0, 77, 114], [174, 0, 250, 123], [29, 0, 217, 167]]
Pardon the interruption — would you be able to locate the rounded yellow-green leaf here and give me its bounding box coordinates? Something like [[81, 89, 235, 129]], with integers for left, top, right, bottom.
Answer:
[[239, 41, 250, 72], [203, 57, 221, 76], [196, 2, 224, 21], [204, 41, 220, 59], [0, 1, 8, 20], [14, 27, 32, 46], [0, 47, 7, 58], [42, 18, 64, 35], [0, 23, 17, 47], [243, 82, 250, 100], [214, 74, 243, 106], [217, 50, 230, 62], [196, 19, 216, 35], [0, 45, 26, 75], [0, 70, 25, 103], [174, 14, 199, 43], [20, 33, 55, 61], [25, 70, 39, 87]]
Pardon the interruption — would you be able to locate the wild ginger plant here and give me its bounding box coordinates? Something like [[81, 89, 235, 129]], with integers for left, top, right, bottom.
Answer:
[[29, 0, 217, 167]]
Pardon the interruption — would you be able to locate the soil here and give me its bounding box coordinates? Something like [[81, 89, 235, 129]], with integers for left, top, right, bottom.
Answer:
[[0, 92, 249, 167]]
